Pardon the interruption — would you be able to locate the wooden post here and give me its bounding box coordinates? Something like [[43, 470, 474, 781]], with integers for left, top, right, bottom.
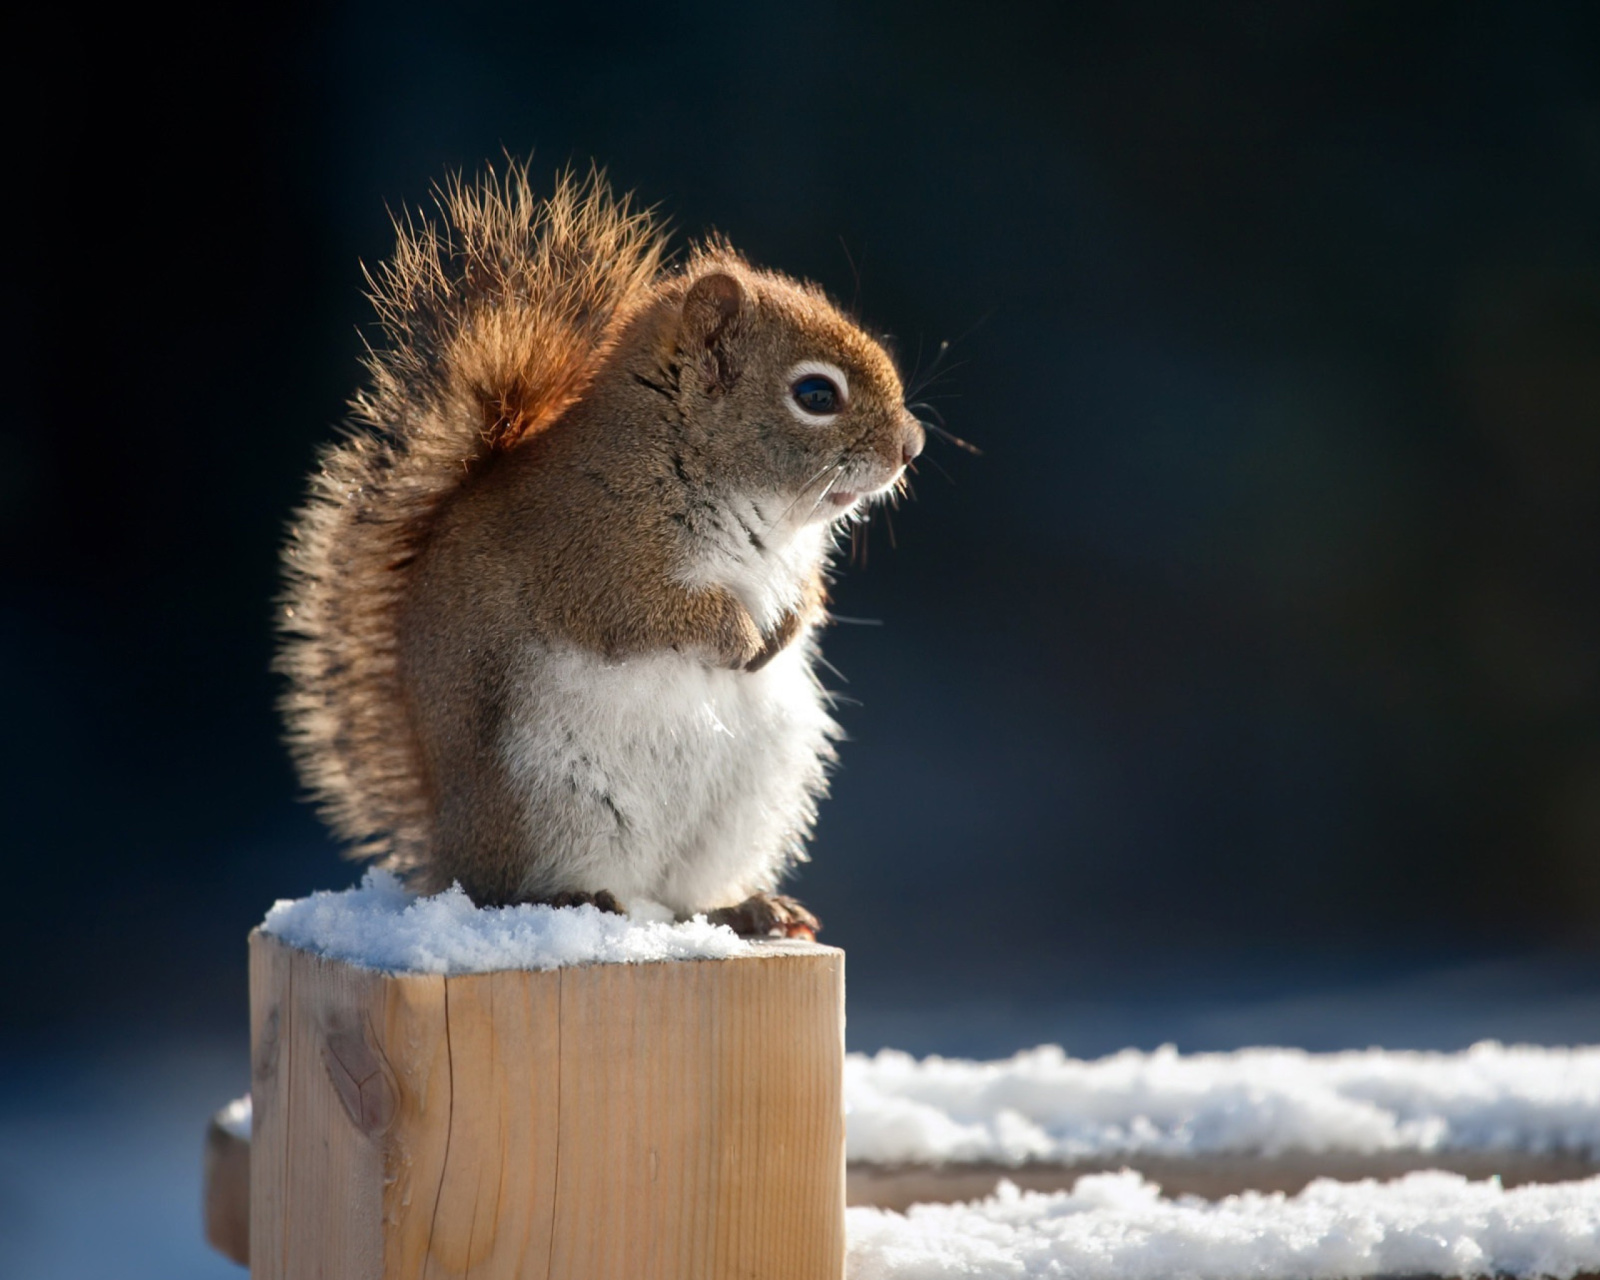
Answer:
[[203, 1101, 251, 1266], [248, 928, 845, 1280]]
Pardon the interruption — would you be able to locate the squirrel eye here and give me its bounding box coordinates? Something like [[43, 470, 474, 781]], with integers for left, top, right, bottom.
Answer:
[[791, 374, 841, 416]]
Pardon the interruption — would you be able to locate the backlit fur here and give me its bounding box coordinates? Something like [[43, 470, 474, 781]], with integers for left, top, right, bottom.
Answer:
[[278, 164, 923, 909]]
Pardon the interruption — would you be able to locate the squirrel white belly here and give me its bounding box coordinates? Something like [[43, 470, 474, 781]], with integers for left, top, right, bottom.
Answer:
[[277, 163, 923, 935], [499, 641, 834, 916]]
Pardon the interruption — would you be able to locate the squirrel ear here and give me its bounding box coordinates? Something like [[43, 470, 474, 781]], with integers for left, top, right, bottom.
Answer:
[[680, 271, 746, 395]]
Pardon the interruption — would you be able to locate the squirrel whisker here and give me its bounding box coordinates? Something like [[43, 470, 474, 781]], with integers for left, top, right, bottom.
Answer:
[[802, 467, 847, 526], [910, 408, 983, 457], [766, 452, 849, 534]]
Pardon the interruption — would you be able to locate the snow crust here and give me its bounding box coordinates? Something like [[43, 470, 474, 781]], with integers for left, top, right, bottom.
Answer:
[[845, 1043, 1600, 1164], [844, 1171, 1600, 1280], [259, 870, 750, 973]]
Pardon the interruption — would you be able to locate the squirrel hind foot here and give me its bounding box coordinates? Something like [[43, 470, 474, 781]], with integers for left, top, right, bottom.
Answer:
[[706, 893, 820, 940], [539, 889, 625, 915]]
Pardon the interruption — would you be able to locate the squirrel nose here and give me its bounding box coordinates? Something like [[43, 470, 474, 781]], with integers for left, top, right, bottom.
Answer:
[[901, 414, 926, 465]]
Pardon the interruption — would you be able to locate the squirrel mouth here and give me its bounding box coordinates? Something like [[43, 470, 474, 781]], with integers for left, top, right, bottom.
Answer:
[[816, 468, 904, 519], [810, 465, 904, 522]]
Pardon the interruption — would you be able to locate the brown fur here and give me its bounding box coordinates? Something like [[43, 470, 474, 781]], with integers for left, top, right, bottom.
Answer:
[[278, 162, 922, 899], [278, 164, 663, 869]]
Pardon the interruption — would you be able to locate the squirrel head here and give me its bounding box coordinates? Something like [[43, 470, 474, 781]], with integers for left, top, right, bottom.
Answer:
[[625, 253, 925, 533]]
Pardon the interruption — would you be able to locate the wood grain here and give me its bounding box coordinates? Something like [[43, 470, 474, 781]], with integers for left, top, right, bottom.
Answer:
[[246, 930, 845, 1280]]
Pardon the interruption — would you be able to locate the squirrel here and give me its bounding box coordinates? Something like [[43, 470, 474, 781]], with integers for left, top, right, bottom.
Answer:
[[277, 163, 924, 937]]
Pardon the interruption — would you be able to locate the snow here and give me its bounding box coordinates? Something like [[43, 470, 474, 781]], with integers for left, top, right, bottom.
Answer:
[[845, 1042, 1600, 1163], [214, 1094, 251, 1140], [844, 1171, 1600, 1280], [259, 870, 750, 973]]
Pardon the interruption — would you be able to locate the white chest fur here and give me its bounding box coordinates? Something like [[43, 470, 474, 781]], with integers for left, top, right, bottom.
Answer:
[[499, 638, 837, 913]]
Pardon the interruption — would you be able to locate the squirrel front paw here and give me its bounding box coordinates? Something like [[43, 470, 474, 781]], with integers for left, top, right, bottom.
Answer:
[[745, 609, 803, 672], [706, 893, 820, 940], [538, 889, 625, 914]]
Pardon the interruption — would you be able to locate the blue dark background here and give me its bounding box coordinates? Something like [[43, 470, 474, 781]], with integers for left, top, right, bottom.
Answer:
[[4, 2, 1599, 1273]]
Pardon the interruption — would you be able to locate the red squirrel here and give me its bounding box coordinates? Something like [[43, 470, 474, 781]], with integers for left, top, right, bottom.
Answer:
[[277, 164, 924, 937]]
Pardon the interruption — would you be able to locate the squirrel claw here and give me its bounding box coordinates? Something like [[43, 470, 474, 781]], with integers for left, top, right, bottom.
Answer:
[[706, 892, 820, 940], [541, 889, 625, 915]]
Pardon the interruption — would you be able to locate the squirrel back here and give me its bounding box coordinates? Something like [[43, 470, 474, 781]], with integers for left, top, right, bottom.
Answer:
[[277, 166, 664, 871]]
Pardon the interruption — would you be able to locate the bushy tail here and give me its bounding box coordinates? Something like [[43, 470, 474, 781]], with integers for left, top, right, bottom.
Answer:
[[277, 163, 665, 867]]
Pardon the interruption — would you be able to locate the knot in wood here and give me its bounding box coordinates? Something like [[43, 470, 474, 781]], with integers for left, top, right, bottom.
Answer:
[[321, 1019, 398, 1137]]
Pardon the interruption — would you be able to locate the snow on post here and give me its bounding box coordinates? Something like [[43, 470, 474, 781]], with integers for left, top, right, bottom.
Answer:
[[247, 876, 846, 1280]]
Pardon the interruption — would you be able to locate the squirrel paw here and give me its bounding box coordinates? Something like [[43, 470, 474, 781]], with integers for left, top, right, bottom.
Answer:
[[744, 609, 804, 672], [540, 889, 625, 915], [706, 893, 820, 941]]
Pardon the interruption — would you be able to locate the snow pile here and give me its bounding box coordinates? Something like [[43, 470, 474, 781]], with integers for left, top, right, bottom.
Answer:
[[845, 1043, 1600, 1164], [844, 1171, 1600, 1280], [260, 870, 750, 973]]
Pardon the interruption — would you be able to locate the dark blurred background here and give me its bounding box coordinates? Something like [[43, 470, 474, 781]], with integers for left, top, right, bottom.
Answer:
[[4, 7, 1600, 1266], [10, 0, 1600, 1041]]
